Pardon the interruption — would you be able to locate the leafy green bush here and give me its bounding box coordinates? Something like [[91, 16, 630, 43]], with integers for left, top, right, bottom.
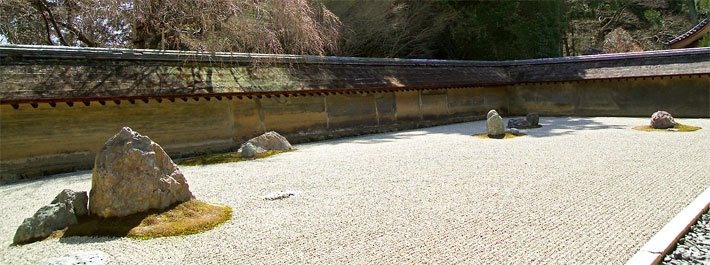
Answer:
[[699, 33, 710, 47], [643, 9, 663, 28]]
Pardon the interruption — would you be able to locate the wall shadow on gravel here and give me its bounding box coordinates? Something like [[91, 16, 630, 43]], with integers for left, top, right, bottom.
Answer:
[[320, 122, 477, 145], [316, 117, 630, 145], [522, 117, 628, 138]]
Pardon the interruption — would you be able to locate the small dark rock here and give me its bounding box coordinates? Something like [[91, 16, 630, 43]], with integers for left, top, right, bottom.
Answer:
[[507, 118, 531, 129], [13, 203, 77, 244], [526, 113, 540, 126]]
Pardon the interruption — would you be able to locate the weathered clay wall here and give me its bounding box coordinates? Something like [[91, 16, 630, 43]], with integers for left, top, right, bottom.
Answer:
[[0, 87, 505, 182], [506, 75, 709, 117], [1, 46, 708, 183], [0, 99, 236, 179]]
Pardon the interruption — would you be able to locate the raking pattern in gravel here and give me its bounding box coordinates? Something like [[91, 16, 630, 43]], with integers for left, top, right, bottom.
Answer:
[[0, 117, 708, 264]]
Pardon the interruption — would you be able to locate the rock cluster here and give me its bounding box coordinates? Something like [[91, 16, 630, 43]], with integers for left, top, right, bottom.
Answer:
[[650, 110, 676, 129], [507, 113, 540, 129], [486, 110, 505, 137], [239, 131, 293, 158], [13, 189, 88, 244], [15, 128, 196, 244], [90, 127, 193, 218], [487, 110, 540, 136]]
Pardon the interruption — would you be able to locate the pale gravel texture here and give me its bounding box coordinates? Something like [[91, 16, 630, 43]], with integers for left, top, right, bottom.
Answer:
[[0, 117, 708, 264]]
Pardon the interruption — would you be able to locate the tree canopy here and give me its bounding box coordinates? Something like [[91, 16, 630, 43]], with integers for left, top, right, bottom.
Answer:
[[0, 0, 705, 59], [0, 0, 341, 55], [325, 0, 565, 60]]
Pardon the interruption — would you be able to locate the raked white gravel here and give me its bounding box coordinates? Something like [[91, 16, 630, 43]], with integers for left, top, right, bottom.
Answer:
[[1, 117, 708, 264]]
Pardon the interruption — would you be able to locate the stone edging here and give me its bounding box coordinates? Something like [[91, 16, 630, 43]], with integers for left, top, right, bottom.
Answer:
[[625, 187, 710, 265]]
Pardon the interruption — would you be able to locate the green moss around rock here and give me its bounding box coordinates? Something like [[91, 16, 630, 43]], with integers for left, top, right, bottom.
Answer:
[[632, 123, 702, 132], [52, 200, 232, 240], [177, 150, 293, 166], [473, 133, 525, 139]]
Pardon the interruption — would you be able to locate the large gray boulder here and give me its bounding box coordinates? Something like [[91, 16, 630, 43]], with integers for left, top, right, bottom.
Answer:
[[650, 111, 676, 129], [247, 131, 293, 151], [486, 111, 505, 137], [51, 189, 88, 216], [90, 127, 193, 218], [13, 202, 77, 244]]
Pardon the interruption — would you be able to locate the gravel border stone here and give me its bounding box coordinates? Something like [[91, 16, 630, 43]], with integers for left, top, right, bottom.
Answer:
[[661, 208, 710, 264]]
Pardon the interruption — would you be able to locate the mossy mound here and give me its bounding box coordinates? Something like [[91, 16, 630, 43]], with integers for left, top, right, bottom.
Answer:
[[52, 200, 231, 240], [177, 150, 292, 166], [473, 133, 525, 139], [632, 123, 702, 132]]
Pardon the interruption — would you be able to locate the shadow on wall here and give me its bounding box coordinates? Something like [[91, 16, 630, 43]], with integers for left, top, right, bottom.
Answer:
[[312, 117, 629, 145]]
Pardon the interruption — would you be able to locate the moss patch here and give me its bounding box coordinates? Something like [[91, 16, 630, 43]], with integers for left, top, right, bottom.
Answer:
[[177, 150, 293, 166], [53, 200, 231, 240], [473, 133, 525, 139], [632, 123, 702, 132]]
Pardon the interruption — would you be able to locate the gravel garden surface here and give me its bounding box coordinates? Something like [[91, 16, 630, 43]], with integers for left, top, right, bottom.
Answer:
[[1, 117, 708, 264]]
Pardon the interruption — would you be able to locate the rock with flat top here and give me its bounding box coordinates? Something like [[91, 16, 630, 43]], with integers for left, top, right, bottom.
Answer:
[[90, 127, 193, 218]]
